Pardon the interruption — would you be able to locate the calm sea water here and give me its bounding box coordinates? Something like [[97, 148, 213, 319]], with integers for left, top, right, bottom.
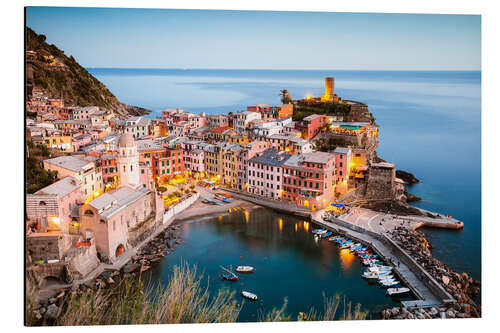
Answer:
[[89, 68, 481, 281], [143, 208, 410, 321]]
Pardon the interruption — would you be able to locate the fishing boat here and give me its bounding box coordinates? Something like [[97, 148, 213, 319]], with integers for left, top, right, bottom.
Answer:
[[241, 291, 258, 301], [312, 229, 327, 234], [328, 236, 339, 242], [378, 275, 396, 283], [386, 287, 411, 296], [320, 231, 332, 238], [235, 266, 255, 273], [368, 265, 392, 273], [220, 265, 238, 281], [380, 280, 401, 288], [222, 273, 238, 281], [220, 197, 231, 203], [214, 200, 225, 205], [362, 271, 382, 280]]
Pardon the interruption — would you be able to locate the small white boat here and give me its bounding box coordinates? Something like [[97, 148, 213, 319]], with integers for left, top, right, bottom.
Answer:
[[368, 265, 392, 273], [241, 291, 258, 301], [380, 280, 401, 288], [386, 287, 411, 296], [362, 271, 387, 280], [235, 266, 255, 273]]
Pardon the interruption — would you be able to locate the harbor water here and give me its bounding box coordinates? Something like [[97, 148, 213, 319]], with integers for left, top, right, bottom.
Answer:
[[143, 207, 411, 321]]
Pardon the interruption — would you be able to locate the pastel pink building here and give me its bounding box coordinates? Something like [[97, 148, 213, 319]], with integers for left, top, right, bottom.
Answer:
[[26, 177, 83, 234], [184, 149, 205, 173], [72, 133, 92, 151], [247, 148, 292, 199], [237, 141, 271, 190], [282, 151, 336, 210], [333, 147, 352, 194]]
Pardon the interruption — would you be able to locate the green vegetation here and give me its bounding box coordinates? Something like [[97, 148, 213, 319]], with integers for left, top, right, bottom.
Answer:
[[26, 140, 58, 193], [26, 264, 368, 326], [293, 101, 351, 121], [315, 137, 351, 152], [280, 89, 292, 104], [26, 27, 132, 113]]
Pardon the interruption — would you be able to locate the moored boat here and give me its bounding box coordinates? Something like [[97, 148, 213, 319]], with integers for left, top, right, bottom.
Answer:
[[312, 229, 327, 234], [235, 265, 255, 273], [386, 287, 411, 296], [241, 291, 258, 301], [320, 231, 332, 238]]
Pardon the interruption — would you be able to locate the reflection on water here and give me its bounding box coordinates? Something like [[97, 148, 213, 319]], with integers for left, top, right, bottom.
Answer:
[[145, 207, 408, 321], [339, 248, 356, 269]]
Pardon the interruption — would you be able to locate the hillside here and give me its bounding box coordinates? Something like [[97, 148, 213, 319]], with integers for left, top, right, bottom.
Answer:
[[25, 27, 150, 118]]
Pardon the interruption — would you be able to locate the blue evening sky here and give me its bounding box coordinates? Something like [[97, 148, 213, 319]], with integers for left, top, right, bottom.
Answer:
[[26, 7, 481, 70]]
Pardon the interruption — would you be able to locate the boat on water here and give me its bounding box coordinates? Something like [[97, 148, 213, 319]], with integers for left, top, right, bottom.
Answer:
[[312, 229, 327, 234], [368, 265, 392, 273], [328, 236, 339, 242], [222, 273, 238, 281], [241, 291, 258, 301], [320, 231, 332, 238], [362, 270, 391, 279], [220, 265, 238, 281], [380, 280, 401, 288], [386, 287, 411, 296], [235, 266, 255, 273]]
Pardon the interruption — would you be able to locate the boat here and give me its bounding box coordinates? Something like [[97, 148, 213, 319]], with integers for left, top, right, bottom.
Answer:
[[312, 229, 327, 234], [378, 276, 396, 283], [222, 273, 238, 281], [368, 265, 392, 273], [220, 197, 231, 203], [214, 200, 225, 205], [320, 231, 332, 238], [235, 266, 255, 273], [241, 291, 258, 301], [380, 280, 401, 288], [362, 272, 381, 280], [328, 236, 339, 242], [386, 287, 411, 296], [220, 265, 238, 281]]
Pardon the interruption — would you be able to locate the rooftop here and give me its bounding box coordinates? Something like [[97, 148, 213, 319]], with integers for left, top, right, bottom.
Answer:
[[89, 185, 150, 219], [249, 148, 292, 166], [34, 176, 80, 198], [44, 155, 93, 172]]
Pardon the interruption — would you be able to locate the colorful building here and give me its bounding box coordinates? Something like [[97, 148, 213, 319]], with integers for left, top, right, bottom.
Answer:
[[247, 148, 291, 199], [295, 114, 328, 139], [282, 151, 336, 210]]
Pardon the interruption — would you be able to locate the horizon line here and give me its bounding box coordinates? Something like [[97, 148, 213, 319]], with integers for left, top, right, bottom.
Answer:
[[85, 67, 481, 72]]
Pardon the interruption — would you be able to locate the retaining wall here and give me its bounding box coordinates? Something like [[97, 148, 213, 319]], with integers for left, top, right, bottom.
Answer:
[[163, 193, 200, 225]]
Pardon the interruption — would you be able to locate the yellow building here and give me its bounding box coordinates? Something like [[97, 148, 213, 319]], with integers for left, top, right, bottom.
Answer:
[[43, 135, 73, 152], [221, 145, 243, 189]]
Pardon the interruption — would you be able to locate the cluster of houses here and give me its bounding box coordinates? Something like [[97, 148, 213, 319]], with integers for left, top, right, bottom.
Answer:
[[26, 79, 390, 283]]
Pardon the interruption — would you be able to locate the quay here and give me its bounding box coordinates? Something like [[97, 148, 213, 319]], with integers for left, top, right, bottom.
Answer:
[[221, 188, 458, 309]]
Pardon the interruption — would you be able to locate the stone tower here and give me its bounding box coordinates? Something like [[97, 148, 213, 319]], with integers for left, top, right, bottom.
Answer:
[[118, 133, 140, 189], [321, 77, 334, 102]]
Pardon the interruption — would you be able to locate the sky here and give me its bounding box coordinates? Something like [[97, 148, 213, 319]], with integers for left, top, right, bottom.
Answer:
[[26, 7, 481, 70]]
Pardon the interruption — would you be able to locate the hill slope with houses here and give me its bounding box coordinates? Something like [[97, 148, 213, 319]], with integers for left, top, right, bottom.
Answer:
[[25, 27, 150, 118]]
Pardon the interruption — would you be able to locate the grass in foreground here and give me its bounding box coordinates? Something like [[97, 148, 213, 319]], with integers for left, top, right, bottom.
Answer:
[[27, 263, 368, 326]]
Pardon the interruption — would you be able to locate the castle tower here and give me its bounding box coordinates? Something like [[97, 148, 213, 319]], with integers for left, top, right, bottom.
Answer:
[[118, 133, 140, 189], [321, 77, 334, 102]]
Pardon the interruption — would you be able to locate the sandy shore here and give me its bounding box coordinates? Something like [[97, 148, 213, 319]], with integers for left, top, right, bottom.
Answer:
[[174, 195, 260, 222]]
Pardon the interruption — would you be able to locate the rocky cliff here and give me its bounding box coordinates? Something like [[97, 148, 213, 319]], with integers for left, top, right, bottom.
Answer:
[[26, 27, 150, 118]]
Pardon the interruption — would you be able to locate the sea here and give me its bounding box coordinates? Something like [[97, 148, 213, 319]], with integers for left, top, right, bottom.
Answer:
[[88, 68, 481, 318]]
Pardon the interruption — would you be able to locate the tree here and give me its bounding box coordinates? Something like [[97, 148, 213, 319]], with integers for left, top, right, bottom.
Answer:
[[279, 89, 292, 104]]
